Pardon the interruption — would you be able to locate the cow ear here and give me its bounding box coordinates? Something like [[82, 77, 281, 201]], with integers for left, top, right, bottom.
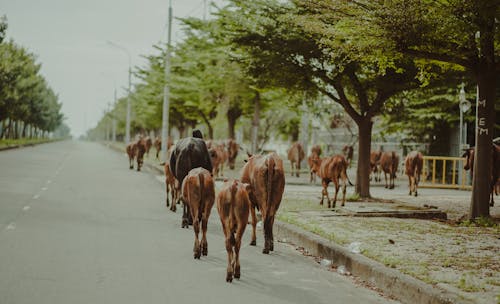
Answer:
[[244, 159, 248, 163]]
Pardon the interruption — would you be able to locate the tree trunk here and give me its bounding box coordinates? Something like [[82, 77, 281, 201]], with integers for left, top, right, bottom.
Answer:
[[355, 118, 373, 198], [0, 120, 6, 139], [469, 55, 496, 218], [251, 91, 261, 154], [22, 122, 27, 138], [227, 105, 242, 140]]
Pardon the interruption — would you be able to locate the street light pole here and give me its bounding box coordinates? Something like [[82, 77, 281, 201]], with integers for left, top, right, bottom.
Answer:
[[107, 40, 132, 145], [161, 0, 172, 162]]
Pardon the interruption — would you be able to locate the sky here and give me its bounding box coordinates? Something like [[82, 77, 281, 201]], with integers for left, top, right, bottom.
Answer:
[[2, 0, 225, 137]]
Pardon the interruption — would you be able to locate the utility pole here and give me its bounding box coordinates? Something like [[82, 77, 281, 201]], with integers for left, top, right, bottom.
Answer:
[[112, 88, 117, 142], [161, 0, 172, 162]]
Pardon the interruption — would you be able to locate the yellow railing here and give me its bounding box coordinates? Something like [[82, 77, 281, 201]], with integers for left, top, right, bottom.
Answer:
[[420, 156, 471, 190]]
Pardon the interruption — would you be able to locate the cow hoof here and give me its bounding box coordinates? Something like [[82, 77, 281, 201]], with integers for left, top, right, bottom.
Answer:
[[226, 273, 233, 283], [234, 267, 240, 279], [262, 248, 269, 254], [415, 193, 418, 197], [202, 247, 208, 256], [250, 240, 256, 246]]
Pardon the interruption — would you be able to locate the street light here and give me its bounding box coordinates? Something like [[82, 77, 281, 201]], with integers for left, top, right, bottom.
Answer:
[[459, 83, 471, 154], [107, 40, 132, 145]]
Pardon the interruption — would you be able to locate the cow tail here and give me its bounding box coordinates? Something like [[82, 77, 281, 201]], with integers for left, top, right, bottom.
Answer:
[[267, 156, 275, 214], [198, 171, 204, 222], [229, 180, 238, 246]]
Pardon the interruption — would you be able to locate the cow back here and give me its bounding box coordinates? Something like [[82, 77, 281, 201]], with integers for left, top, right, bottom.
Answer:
[[241, 153, 285, 213], [170, 137, 213, 185], [405, 151, 423, 176], [287, 142, 305, 163]]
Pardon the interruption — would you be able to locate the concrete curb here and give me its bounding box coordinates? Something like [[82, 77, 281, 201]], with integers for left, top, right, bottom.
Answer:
[[274, 221, 473, 304], [105, 142, 472, 304]]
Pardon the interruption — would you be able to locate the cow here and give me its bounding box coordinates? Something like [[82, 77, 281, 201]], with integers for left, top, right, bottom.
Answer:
[[287, 142, 305, 177], [154, 136, 173, 159], [169, 130, 213, 227], [216, 179, 251, 282], [226, 139, 239, 170], [209, 143, 228, 177], [241, 152, 285, 254], [145, 136, 153, 156], [308, 145, 322, 183], [405, 151, 423, 197], [164, 162, 179, 212], [379, 151, 399, 189], [370, 150, 382, 182], [126, 142, 136, 170], [342, 145, 354, 167], [310, 155, 352, 208], [462, 144, 500, 206], [181, 167, 215, 259], [135, 137, 147, 171]]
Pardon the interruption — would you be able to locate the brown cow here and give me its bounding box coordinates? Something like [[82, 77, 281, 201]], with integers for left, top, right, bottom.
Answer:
[[217, 179, 251, 282], [241, 152, 285, 254], [126, 142, 136, 169], [208, 143, 228, 177], [145, 136, 153, 156], [310, 155, 352, 208], [307, 145, 322, 183], [405, 151, 423, 196], [135, 137, 147, 171], [164, 162, 179, 211], [370, 150, 382, 182], [379, 151, 399, 189], [462, 144, 500, 206], [287, 142, 305, 177], [181, 167, 215, 259], [154, 136, 173, 159], [226, 139, 239, 170], [342, 145, 354, 167]]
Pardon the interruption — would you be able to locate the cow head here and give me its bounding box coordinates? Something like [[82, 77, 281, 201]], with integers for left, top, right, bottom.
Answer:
[[310, 157, 322, 175], [462, 148, 474, 171]]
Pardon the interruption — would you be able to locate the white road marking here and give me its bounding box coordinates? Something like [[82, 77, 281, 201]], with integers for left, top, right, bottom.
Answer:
[[23, 206, 31, 211], [33, 194, 40, 199], [46, 180, 52, 184], [6, 223, 16, 230], [41, 187, 48, 191]]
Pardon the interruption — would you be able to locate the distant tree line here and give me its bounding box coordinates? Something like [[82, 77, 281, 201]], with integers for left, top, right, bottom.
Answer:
[[0, 16, 67, 140]]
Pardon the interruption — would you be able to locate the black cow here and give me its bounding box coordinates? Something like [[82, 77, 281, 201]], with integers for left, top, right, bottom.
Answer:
[[169, 130, 213, 227]]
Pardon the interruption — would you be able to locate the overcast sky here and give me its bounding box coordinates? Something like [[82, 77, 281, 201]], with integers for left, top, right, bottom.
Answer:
[[2, 0, 225, 137]]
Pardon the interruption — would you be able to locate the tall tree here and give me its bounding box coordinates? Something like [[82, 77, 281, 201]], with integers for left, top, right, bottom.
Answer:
[[218, 0, 448, 197], [373, 0, 499, 218]]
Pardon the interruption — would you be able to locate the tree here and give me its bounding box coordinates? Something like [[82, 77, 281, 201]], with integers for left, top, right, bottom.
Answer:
[[373, 0, 499, 218], [218, 0, 448, 197]]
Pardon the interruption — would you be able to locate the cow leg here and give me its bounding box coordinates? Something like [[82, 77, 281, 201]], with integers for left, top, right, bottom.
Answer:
[[234, 225, 245, 279], [262, 216, 271, 254], [201, 211, 209, 256], [384, 172, 388, 188], [182, 203, 189, 228], [332, 178, 340, 209], [249, 205, 257, 246], [192, 207, 201, 259], [408, 176, 412, 195], [269, 215, 275, 252], [296, 162, 300, 177], [225, 234, 234, 282], [321, 180, 330, 207], [341, 177, 347, 207], [414, 175, 419, 197], [166, 182, 170, 207]]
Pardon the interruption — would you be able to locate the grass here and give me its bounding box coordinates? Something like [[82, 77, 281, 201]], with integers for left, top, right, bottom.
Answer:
[[0, 138, 53, 147]]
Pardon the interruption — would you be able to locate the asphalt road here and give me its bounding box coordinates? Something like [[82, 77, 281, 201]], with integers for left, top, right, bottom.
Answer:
[[0, 140, 398, 304]]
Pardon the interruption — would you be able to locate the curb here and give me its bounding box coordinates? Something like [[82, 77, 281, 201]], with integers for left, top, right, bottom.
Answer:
[[274, 221, 473, 304]]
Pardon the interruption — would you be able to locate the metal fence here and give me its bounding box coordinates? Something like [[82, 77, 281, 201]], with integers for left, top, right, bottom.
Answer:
[[420, 156, 471, 190]]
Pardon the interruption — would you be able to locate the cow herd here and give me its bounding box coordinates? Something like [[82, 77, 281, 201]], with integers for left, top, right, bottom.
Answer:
[[151, 130, 285, 282], [124, 132, 499, 282]]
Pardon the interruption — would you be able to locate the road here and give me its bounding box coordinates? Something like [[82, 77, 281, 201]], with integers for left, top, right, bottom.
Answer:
[[0, 140, 397, 304]]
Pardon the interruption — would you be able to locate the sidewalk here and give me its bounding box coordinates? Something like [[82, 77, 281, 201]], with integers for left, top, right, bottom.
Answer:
[[108, 142, 499, 304]]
